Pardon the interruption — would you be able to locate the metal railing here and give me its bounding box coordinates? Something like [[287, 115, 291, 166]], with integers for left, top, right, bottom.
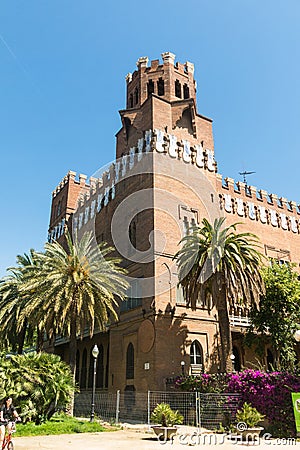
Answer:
[[74, 389, 241, 431]]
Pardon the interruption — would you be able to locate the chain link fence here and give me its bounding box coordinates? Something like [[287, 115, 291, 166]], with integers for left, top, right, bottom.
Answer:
[[74, 390, 241, 431]]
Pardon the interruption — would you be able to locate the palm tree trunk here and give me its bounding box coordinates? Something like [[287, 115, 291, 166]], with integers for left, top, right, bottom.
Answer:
[[67, 318, 77, 416], [214, 273, 233, 373], [17, 319, 27, 354], [36, 328, 44, 352]]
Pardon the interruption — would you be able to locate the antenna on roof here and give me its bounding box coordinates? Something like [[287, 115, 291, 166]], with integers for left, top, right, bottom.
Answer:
[[239, 171, 256, 185]]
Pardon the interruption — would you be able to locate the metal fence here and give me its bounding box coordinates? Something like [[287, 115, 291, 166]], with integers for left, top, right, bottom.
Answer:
[[74, 390, 241, 431], [198, 393, 241, 431]]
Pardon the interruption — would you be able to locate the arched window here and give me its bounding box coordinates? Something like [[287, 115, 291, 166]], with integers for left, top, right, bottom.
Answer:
[[129, 94, 133, 108], [57, 200, 61, 217], [80, 348, 87, 389], [129, 221, 137, 248], [96, 344, 104, 388], [105, 345, 109, 388], [134, 88, 139, 105], [157, 78, 164, 96], [190, 340, 203, 366], [183, 83, 190, 99], [175, 79, 182, 98], [126, 343, 134, 379], [232, 346, 241, 372], [147, 80, 155, 97], [75, 350, 80, 384]]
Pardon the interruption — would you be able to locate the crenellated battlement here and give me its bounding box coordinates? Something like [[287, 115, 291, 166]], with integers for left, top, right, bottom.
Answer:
[[52, 170, 101, 199], [125, 52, 196, 110], [217, 173, 300, 214], [217, 173, 300, 234], [49, 126, 300, 242]]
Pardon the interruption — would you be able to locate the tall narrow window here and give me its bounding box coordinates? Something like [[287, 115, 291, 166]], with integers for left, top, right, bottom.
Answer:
[[57, 200, 61, 217], [80, 348, 87, 389], [75, 350, 80, 384], [175, 79, 182, 98], [129, 221, 137, 248], [96, 344, 104, 388], [183, 216, 189, 236], [126, 343, 134, 379], [183, 83, 190, 99], [147, 79, 155, 97], [157, 78, 164, 96], [134, 88, 139, 105], [232, 346, 241, 372], [129, 94, 133, 108], [190, 340, 203, 367], [105, 345, 109, 388]]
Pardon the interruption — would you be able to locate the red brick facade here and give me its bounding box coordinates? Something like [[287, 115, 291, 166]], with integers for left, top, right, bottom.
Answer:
[[48, 53, 300, 393]]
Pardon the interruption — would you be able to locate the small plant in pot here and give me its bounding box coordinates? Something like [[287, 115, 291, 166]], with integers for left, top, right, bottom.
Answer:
[[236, 402, 265, 441], [150, 403, 184, 440]]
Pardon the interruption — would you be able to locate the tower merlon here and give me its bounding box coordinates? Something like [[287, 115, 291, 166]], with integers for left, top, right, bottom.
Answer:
[[125, 73, 132, 83], [161, 51, 176, 65], [68, 170, 77, 179], [136, 56, 149, 69], [79, 174, 87, 185], [185, 61, 195, 75]]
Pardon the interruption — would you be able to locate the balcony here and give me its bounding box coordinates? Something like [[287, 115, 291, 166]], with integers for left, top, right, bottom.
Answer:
[[229, 315, 251, 328]]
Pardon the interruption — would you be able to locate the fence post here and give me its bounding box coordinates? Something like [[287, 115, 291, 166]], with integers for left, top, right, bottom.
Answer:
[[196, 391, 201, 433], [116, 390, 120, 424], [147, 390, 151, 431]]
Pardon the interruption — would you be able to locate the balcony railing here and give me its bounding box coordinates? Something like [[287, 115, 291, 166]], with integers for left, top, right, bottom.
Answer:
[[229, 315, 251, 328]]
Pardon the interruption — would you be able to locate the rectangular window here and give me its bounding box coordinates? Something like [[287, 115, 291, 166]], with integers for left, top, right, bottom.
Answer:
[[120, 278, 142, 312]]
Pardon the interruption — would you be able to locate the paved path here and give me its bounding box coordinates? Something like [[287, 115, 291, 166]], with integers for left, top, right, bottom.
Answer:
[[13, 428, 300, 450]]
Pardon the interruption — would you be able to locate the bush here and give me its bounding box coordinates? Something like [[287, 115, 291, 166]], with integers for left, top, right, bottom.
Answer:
[[150, 403, 184, 427], [175, 369, 300, 437], [0, 352, 75, 424], [236, 402, 264, 428]]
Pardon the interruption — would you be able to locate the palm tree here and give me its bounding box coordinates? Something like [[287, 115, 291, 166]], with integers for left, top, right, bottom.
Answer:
[[0, 251, 37, 354], [175, 217, 264, 372], [19, 230, 128, 380]]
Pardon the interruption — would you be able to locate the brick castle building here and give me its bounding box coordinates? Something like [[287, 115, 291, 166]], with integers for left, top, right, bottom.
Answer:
[[48, 52, 300, 394]]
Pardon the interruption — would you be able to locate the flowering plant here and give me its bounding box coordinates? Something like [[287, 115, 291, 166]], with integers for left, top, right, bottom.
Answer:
[[176, 369, 300, 437]]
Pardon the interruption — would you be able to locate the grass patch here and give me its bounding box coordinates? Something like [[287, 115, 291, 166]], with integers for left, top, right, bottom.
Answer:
[[15, 413, 118, 437]]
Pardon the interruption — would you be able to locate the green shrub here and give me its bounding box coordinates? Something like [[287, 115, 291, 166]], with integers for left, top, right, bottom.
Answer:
[[236, 402, 264, 428], [0, 352, 75, 424], [150, 403, 183, 427]]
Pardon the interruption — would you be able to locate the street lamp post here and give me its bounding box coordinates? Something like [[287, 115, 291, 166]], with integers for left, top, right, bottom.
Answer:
[[90, 344, 99, 422], [180, 360, 185, 375], [230, 353, 236, 372]]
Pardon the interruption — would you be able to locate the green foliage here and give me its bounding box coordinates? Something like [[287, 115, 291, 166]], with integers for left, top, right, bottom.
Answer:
[[15, 413, 116, 436], [19, 230, 129, 344], [0, 250, 38, 354], [247, 262, 300, 371], [150, 403, 184, 427], [0, 230, 129, 384], [175, 217, 264, 372], [0, 352, 75, 424], [175, 373, 228, 393], [236, 402, 264, 428]]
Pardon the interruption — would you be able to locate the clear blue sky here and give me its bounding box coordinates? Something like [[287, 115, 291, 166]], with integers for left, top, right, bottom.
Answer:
[[1, 1, 300, 276]]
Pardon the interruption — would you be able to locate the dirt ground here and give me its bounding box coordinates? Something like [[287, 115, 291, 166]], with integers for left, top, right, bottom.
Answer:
[[13, 427, 300, 450]]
